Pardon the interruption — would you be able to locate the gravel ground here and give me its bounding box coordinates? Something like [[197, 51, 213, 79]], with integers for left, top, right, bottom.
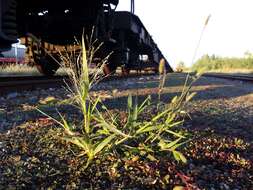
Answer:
[[1, 73, 252, 134], [0, 73, 252, 189]]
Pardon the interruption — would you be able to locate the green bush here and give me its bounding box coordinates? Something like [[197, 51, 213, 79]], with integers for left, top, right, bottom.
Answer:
[[192, 54, 253, 72]]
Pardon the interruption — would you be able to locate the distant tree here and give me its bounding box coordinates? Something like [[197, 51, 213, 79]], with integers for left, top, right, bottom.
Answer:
[[192, 53, 253, 72]]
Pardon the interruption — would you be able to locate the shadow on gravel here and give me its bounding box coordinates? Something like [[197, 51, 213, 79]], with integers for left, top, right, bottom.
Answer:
[[103, 83, 253, 110], [184, 105, 253, 142], [93, 74, 196, 92], [103, 84, 253, 142], [94, 73, 253, 91], [0, 104, 81, 133]]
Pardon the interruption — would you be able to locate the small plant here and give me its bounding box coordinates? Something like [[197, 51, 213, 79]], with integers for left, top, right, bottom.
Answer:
[[38, 33, 127, 168], [38, 34, 199, 168]]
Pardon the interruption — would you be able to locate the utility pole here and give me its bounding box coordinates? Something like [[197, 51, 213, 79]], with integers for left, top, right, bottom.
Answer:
[[131, 0, 135, 14]]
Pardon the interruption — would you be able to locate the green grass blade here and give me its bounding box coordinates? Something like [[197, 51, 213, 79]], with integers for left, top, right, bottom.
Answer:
[[165, 129, 185, 138], [94, 134, 115, 155], [136, 125, 157, 134], [94, 115, 131, 138], [127, 94, 133, 110], [151, 109, 170, 122], [58, 111, 75, 136], [172, 150, 187, 163], [159, 137, 182, 150], [82, 35, 89, 86], [137, 95, 151, 114], [36, 108, 63, 127]]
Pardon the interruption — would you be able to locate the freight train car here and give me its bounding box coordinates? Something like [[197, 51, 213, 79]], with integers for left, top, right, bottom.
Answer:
[[0, 0, 173, 75]]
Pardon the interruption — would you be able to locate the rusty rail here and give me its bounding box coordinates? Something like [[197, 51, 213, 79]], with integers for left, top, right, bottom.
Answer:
[[0, 76, 69, 95], [0, 73, 159, 95]]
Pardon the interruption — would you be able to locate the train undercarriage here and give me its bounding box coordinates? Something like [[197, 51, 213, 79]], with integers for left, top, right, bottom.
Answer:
[[0, 0, 173, 75]]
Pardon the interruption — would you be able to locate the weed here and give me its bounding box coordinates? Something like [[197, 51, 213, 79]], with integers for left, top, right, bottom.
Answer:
[[38, 34, 199, 168]]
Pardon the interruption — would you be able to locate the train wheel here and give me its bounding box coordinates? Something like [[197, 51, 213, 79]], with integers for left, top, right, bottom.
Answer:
[[35, 55, 60, 76]]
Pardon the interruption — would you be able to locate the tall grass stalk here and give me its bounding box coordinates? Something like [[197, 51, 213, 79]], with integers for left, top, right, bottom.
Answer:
[[183, 14, 211, 91], [157, 59, 167, 109]]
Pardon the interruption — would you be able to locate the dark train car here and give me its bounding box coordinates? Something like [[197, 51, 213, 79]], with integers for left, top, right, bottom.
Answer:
[[0, 0, 173, 75], [112, 11, 173, 73]]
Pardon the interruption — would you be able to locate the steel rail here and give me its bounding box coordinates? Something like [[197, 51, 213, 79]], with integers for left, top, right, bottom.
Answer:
[[203, 73, 253, 82]]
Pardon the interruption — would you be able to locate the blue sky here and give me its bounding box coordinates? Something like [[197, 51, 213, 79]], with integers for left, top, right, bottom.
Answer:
[[117, 0, 253, 68]]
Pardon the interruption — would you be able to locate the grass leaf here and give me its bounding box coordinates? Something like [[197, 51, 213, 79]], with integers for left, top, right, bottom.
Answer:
[[172, 150, 187, 163], [94, 134, 115, 155]]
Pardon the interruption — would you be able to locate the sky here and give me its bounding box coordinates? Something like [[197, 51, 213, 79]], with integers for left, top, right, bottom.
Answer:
[[116, 0, 253, 68]]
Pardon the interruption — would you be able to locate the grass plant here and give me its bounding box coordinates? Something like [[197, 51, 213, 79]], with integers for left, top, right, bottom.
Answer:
[[38, 34, 199, 168]]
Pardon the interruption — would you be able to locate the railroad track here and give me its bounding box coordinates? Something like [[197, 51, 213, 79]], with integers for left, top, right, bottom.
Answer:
[[0, 75, 70, 95], [0, 73, 158, 95], [203, 73, 253, 82]]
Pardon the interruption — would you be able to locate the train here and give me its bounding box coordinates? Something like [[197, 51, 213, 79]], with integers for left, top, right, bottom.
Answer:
[[0, 0, 173, 75]]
